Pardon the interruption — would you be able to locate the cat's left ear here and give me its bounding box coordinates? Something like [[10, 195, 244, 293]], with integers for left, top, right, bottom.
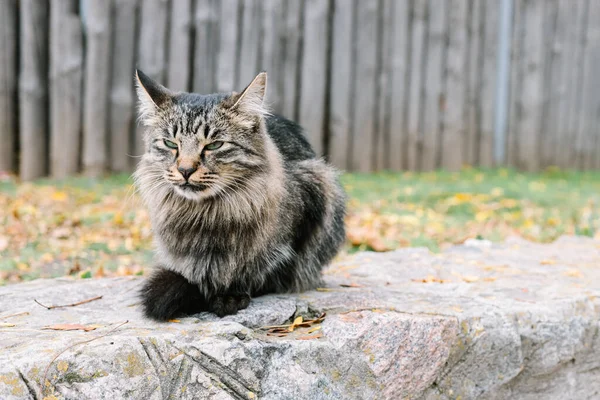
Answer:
[[230, 72, 269, 117], [135, 69, 173, 123]]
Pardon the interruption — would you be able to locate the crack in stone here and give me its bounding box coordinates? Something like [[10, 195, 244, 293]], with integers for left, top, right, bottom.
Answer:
[[138, 338, 168, 399], [16, 368, 39, 400], [172, 344, 257, 400]]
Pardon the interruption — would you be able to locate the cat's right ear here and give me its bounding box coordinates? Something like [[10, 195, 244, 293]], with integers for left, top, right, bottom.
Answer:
[[135, 69, 172, 124]]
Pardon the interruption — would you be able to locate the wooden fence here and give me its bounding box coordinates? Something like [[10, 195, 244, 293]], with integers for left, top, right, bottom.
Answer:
[[1, 0, 599, 180]]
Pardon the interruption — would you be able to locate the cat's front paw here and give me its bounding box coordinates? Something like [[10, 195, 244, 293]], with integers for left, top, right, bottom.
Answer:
[[209, 293, 251, 317]]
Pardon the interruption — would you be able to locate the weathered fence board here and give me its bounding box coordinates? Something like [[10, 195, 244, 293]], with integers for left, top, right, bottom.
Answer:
[[298, 0, 329, 156], [193, 0, 219, 94], [167, 0, 193, 92], [83, 0, 112, 177], [109, 0, 138, 172], [420, 0, 446, 171], [135, 0, 169, 157], [216, 0, 239, 92], [479, 0, 498, 167], [0, 0, 17, 172], [280, 0, 302, 120], [406, 0, 427, 171], [388, 0, 409, 171], [19, 0, 49, 180], [329, 0, 353, 170], [441, 0, 468, 171], [582, 1, 600, 169], [260, 0, 285, 110], [2, 0, 600, 178], [49, 0, 83, 178], [374, 0, 394, 171], [517, 0, 544, 171], [238, 0, 261, 89]]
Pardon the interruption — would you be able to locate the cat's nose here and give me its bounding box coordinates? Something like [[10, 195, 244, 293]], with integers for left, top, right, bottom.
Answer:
[[178, 166, 197, 181]]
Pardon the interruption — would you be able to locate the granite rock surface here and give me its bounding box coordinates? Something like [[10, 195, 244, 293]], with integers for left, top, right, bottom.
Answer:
[[1, 236, 599, 399]]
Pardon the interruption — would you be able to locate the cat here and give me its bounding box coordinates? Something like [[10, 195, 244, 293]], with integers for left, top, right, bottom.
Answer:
[[134, 69, 346, 321]]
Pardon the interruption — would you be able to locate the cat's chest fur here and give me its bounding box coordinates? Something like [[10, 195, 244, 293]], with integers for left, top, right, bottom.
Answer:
[[149, 190, 292, 293]]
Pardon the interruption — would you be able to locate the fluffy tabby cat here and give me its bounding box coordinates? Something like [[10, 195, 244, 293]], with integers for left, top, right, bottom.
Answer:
[[134, 69, 346, 321]]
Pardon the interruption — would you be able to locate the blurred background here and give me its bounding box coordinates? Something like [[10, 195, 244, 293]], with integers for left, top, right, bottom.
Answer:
[[1, 0, 599, 283]]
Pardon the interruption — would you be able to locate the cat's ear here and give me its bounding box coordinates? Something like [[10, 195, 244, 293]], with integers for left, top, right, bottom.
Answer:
[[230, 72, 269, 117], [135, 69, 173, 123]]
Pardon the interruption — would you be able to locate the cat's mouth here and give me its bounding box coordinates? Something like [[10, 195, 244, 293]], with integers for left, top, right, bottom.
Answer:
[[179, 182, 208, 192]]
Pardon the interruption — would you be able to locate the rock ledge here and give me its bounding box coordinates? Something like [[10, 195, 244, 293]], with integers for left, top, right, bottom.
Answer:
[[1, 236, 599, 399]]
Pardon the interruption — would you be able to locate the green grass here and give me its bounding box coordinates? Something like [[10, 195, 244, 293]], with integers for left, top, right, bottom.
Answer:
[[1, 167, 599, 283]]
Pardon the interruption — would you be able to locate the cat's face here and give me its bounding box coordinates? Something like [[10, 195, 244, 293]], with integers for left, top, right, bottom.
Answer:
[[135, 71, 269, 201]]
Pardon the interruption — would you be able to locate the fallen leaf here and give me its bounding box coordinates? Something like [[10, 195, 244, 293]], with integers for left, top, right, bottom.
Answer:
[[462, 275, 480, 283], [168, 319, 181, 323], [307, 326, 322, 334], [42, 324, 97, 332], [288, 316, 303, 332], [564, 269, 583, 278], [540, 259, 557, 265], [0, 323, 16, 327], [297, 332, 324, 340], [339, 283, 363, 288]]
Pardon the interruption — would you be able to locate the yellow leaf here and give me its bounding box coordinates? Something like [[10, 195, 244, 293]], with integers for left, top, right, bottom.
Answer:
[[168, 319, 181, 323], [307, 326, 322, 334], [113, 212, 124, 225], [288, 316, 303, 332], [564, 269, 583, 278], [540, 259, 556, 265], [51, 191, 68, 202], [463, 275, 480, 283], [0, 323, 16, 327]]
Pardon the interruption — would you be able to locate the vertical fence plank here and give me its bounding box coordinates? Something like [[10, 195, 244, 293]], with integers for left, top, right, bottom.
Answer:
[[238, 0, 261, 89], [388, 0, 409, 171], [506, 0, 523, 168], [569, 0, 590, 168], [329, 0, 353, 170], [167, 0, 193, 91], [0, 0, 18, 172], [19, 0, 49, 180], [479, 0, 498, 167], [547, 0, 569, 167], [193, 0, 220, 93], [298, 0, 329, 156], [555, 0, 582, 168], [578, 0, 598, 170], [216, 0, 239, 92], [281, 0, 302, 119], [440, 0, 467, 171], [374, 0, 394, 171], [260, 0, 285, 112], [349, 0, 378, 172], [136, 0, 169, 157], [420, 0, 446, 171], [83, 0, 112, 176], [464, 0, 481, 166], [406, 0, 427, 171], [515, 0, 544, 171], [538, 0, 557, 168], [110, 0, 138, 172], [49, 0, 83, 178]]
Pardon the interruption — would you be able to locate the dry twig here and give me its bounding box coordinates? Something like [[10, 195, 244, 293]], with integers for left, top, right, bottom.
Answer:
[[34, 295, 103, 310]]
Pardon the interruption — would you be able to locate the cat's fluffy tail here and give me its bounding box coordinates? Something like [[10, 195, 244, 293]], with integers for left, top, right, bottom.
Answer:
[[140, 268, 205, 321]]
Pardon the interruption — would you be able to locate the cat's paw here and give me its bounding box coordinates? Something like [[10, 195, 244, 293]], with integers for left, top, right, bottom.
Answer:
[[210, 293, 251, 317]]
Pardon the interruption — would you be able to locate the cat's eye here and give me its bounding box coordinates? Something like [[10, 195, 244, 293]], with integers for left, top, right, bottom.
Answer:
[[205, 141, 224, 150], [164, 139, 178, 149]]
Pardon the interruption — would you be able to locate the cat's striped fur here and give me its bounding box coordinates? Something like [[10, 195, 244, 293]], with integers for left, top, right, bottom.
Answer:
[[134, 70, 346, 320]]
